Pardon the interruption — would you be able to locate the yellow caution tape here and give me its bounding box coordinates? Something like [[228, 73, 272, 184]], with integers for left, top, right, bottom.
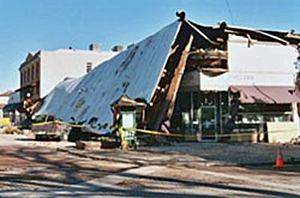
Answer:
[[56, 121, 85, 128], [124, 127, 298, 139], [133, 128, 194, 138], [32, 121, 56, 126], [32, 120, 84, 128], [32, 120, 297, 139]]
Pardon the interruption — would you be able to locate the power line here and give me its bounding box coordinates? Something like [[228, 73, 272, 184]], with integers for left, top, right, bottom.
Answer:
[[225, 0, 235, 25]]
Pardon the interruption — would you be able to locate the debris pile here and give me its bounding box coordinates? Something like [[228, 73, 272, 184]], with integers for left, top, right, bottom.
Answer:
[[0, 126, 22, 135], [290, 136, 300, 145]]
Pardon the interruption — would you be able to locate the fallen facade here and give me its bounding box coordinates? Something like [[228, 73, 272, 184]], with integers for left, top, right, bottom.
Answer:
[[36, 12, 300, 142]]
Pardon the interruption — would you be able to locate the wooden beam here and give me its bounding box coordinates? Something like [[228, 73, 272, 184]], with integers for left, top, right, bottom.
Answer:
[[166, 35, 194, 118], [151, 35, 194, 129]]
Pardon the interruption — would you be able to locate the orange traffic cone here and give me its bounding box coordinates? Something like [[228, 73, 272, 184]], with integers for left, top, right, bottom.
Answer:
[[275, 146, 284, 168]]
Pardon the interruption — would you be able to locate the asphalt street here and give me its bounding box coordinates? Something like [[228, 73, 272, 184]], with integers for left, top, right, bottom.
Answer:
[[0, 134, 299, 197]]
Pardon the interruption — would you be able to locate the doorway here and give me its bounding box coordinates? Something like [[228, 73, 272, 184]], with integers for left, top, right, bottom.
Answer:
[[200, 106, 217, 141]]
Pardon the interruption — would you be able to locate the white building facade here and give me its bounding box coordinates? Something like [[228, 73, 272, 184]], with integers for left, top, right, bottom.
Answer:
[[182, 35, 298, 90], [0, 91, 12, 119], [19, 46, 117, 102]]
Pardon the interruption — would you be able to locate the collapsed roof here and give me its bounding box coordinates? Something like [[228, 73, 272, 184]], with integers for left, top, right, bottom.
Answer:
[[36, 21, 181, 133], [36, 12, 300, 133]]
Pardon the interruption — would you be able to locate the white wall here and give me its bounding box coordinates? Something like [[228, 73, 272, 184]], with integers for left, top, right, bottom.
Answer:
[[40, 49, 117, 97], [0, 96, 9, 104], [198, 35, 298, 91], [0, 96, 8, 119]]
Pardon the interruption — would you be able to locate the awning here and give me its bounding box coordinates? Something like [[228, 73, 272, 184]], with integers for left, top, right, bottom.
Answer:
[[3, 103, 21, 112], [111, 94, 147, 108], [229, 86, 300, 104]]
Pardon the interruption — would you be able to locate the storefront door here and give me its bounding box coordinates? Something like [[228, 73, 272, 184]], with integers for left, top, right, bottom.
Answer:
[[200, 106, 217, 141]]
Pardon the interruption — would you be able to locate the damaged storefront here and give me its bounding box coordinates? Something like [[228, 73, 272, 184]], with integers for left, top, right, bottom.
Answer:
[[173, 85, 300, 142], [170, 18, 300, 142], [35, 12, 300, 143]]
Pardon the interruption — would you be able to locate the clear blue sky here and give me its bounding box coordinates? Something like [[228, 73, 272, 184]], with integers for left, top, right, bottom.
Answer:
[[0, 0, 299, 93]]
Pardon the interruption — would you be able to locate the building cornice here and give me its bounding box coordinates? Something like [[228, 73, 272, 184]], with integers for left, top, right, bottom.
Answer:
[[19, 50, 41, 70]]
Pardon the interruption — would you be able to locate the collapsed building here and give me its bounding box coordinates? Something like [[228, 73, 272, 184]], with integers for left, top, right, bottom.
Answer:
[[36, 12, 300, 142]]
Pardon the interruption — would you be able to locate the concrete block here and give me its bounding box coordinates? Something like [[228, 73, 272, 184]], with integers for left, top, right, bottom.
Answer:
[[76, 141, 101, 150]]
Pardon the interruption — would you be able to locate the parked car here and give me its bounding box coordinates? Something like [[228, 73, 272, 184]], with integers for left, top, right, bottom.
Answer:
[[31, 115, 70, 141]]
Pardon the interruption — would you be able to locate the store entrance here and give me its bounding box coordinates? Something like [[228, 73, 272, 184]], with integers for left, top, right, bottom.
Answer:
[[200, 106, 217, 141]]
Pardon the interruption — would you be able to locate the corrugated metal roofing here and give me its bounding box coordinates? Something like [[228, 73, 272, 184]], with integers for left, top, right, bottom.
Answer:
[[36, 21, 180, 132]]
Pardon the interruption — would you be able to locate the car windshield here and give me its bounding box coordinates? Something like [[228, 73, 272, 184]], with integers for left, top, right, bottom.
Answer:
[[33, 115, 55, 123]]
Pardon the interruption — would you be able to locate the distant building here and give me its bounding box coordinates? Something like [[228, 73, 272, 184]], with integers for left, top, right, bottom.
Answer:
[[19, 44, 117, 102], [2, 90, 21, 125], [0, 90, 13, 118], [0, 104, 5, 119], [112, 45, 124, 52]]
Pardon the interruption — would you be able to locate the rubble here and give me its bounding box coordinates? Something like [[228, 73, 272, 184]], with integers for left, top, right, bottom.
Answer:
[[290, 135, 300, 145], [0, 126, 22, 135]]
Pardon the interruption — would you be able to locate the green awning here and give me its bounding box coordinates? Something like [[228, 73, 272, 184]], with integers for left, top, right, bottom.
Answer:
[[3, 103, 21, 112]]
